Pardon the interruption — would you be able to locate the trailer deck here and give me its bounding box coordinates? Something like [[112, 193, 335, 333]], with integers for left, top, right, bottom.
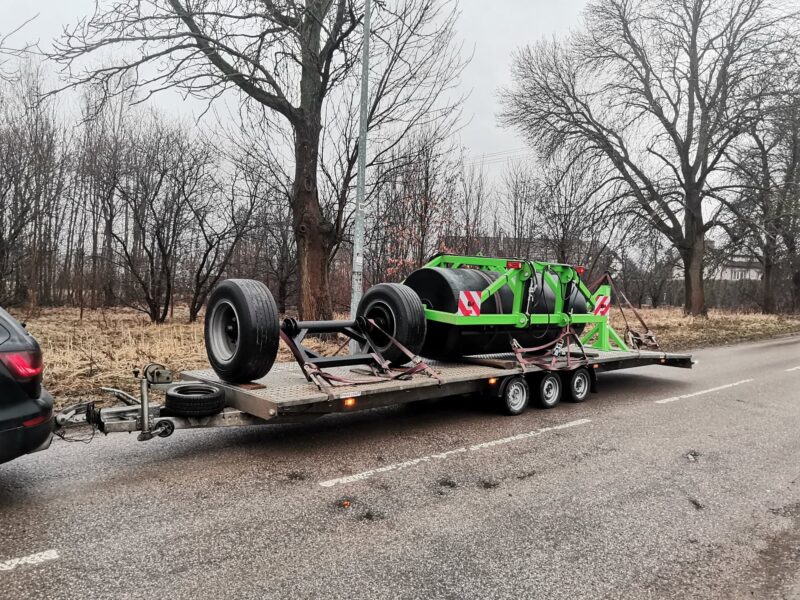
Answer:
[[181, 349, 693, 421], [57, 348, 692, 440]]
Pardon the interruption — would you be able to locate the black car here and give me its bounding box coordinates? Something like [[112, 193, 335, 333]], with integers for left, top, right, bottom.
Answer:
[[0, 307, 53, 464]]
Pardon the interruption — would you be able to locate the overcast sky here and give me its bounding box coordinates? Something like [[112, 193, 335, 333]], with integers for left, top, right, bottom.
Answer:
[[4, 0, 588, 174]]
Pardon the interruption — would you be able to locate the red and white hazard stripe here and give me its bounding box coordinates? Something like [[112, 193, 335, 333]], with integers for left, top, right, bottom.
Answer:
[[458, 291, 482, 316], [593, 295, 611, 316]]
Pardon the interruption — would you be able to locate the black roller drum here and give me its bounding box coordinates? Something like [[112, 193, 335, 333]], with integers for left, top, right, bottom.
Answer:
[[403, 267, 586, 360]]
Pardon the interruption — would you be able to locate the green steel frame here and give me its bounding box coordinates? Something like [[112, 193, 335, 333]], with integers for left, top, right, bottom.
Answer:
[[415, 254, 629, 352]]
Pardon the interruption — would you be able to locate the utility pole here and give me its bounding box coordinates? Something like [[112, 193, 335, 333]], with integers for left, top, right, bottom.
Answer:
[[350, 0, 371, 353]]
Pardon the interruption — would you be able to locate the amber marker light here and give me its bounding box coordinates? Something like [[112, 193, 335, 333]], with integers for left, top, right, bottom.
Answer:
[[343, 397, 357, 408], [488, 378, 498, 385]]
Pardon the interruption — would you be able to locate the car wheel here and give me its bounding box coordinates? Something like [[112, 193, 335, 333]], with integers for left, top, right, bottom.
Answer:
[[535, 372, 563, 409], [564, 367, 591, 403], [204, 279, 280, 383], [498, 376, 529, 416], [357, 283, 426, 365]]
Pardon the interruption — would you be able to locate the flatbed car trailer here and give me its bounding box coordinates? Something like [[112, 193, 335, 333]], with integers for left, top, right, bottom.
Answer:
[[56, 255, 694, 442], [56, 348, 693, 440]]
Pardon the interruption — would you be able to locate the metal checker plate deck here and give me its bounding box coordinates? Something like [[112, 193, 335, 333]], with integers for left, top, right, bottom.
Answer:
[[182, 361, 520, 410], [466, 346, 692, 373], [182, 348, 690, 418], [588, 348, 693, 365], [588, 349, 675, 361]]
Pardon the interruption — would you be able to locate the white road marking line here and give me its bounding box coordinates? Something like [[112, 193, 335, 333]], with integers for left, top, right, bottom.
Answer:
[[0, 550, 60, 572], [654, 379, 755, 404], [318, 418, 591, 488], [786, 366, 800, 372]]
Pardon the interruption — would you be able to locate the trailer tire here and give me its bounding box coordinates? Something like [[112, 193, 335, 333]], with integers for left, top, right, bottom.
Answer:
[[357, 283, 426, 365], [564, 367, 591, 403], [165, 384, 225, 417], [534, 372, 562, 409], [498, 376, 529, 416], [205, 279, 280, 383]]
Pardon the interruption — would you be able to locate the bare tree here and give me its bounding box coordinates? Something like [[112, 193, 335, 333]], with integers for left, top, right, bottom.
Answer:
[[183, 153, 257, 322], [110, 114, 206, 323], [618, 230, 680, 307], [53, 0, 465, 319], [494, 154, 628, 280], [365, 129, 458, 282], [527, 154, 629, 275], [500, 0, 795, 315], [0, 19, 35, 81], [726, 120, 786, 313], [0, 64, 70, 306], [500, 161, 537, 259], [450, 162, 490, 255], [724, 61, 800, 312]]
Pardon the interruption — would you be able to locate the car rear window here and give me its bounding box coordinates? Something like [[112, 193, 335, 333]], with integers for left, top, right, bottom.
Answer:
[[0, 322, 9, 346]]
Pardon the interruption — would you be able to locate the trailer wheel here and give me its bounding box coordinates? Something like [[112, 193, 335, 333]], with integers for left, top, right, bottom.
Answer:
[[165, 384, 224, 417], [357, 283, 426, 365], [534, 373, 562, 409], [564, 367, 591, 403], [205, 279, 280, 383], [498, 376, 529, 416]]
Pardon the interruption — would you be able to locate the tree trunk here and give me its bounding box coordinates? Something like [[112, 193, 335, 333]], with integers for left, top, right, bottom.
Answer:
[[762, 254, 776, 314], [292, 124, 334, 320], [189, 291, 201, 322], [102, 214, 115, 306], [276, 276, 288, 313], [681, 191, 707, 316], [681, 236, 706, 316]]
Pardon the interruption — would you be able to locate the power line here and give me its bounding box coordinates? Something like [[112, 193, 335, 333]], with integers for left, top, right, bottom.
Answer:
[[462, 147, 529, 162]]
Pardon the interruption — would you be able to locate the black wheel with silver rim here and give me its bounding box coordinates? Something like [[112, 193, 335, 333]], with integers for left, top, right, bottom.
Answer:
[[204, 279, 280, 383], [356, 283, 426, 365], [535, 372, 563, 409], [207, 299, 240, 366], [498, 375, 529, 416], [565, 367, 591, 403]]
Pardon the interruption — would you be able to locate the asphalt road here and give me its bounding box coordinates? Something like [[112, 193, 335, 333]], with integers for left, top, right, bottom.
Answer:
[[1, 335, 800, 599]]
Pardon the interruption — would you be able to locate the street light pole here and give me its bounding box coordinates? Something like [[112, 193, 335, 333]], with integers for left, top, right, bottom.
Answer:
[[350, 0, 372, 352]]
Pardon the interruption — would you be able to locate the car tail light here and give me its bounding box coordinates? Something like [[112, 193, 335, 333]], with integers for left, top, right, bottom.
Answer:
[[0, 351, 43, 381], [23, 410, 51, 428]]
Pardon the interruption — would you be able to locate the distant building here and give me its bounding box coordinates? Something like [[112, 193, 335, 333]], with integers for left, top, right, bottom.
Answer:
[[673, 255, 761, 281], [714, 255, 761, 281]]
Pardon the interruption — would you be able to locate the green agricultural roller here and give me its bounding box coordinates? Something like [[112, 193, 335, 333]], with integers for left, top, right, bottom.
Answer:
[[203, 254, 630, 383], [357, 254, 626, 363]]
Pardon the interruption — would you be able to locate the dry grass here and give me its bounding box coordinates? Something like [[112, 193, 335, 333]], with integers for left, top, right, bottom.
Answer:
[[8, 305, 800, 407], [9, 306, 340, 404], [610, 307, 800, 351]]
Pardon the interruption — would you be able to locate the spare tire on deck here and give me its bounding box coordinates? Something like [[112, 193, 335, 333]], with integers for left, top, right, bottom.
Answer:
[[165, 383, 225, 417], [204, 279, 280, 383]]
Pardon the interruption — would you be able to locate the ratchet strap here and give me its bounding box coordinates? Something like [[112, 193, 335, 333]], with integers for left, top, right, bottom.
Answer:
[[590, 272, 660, 351], [282, 320, 441, 397]]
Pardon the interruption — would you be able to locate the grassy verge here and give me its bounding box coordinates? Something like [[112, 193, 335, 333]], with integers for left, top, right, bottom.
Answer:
[[10, 306, 336, 405], [610, 307, 800, 351], [8, 305, 800, 406]]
